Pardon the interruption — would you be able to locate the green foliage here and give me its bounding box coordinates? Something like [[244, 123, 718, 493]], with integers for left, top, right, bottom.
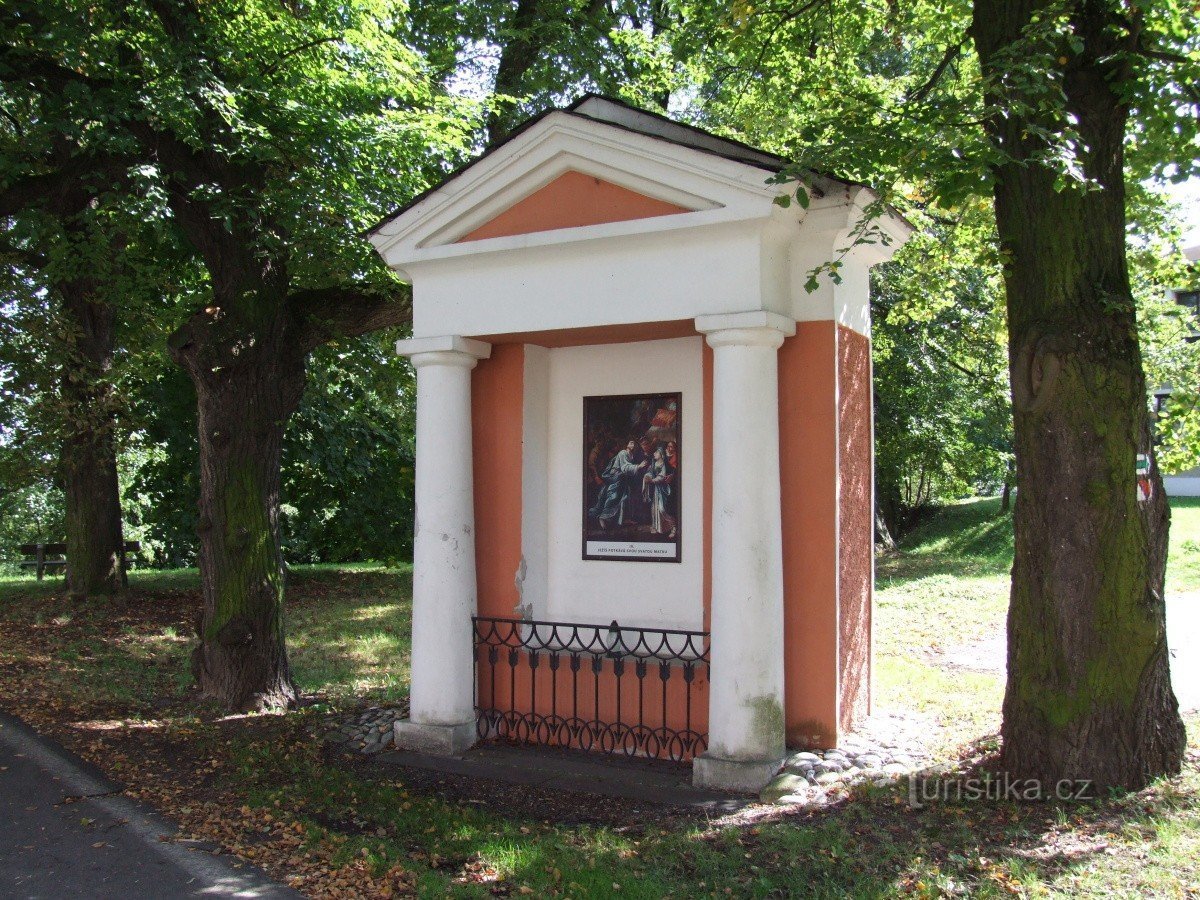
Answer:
[[3, 0, 1198, 573], [663, 0, 1200, 523], [1, 0, 471, 576], [872, 201, 1012, 527], [120, 365, 200, 567], [279, 335, 415, 564], [403, 0, 685, 132], [1131, 188, 1200, 474], [120, 336, 416, 566], [0, 480, 64, 571]]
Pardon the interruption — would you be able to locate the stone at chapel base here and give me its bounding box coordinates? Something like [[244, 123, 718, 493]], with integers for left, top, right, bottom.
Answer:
[[760, 773, 810, 803]]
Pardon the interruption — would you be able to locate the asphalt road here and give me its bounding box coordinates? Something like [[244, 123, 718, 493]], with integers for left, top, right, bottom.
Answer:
[[0, 712, 299, 899]]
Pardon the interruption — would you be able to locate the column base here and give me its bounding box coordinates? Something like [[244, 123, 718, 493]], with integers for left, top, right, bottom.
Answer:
[[393, 719, 477, 756], [692, 753, 784, 792]]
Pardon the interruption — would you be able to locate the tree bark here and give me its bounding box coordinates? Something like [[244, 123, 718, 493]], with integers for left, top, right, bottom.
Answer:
[[0, 162, 131, 599], [874, 499, 897, 551], [973, 0, 1185, 788], [58, 278, 126, 598], [487, 0, 545, 144], [169, 280, 304, 711]]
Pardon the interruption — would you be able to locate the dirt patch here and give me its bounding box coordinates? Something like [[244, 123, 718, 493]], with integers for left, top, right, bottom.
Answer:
[[939, 633, 1006, 674], [347, 750, 712, 830]]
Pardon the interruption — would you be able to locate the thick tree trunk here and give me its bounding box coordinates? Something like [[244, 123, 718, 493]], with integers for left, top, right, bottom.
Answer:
[[58, 282, 126, 598], [169, 285, 303, 711], [974, 0, 1185, 788]]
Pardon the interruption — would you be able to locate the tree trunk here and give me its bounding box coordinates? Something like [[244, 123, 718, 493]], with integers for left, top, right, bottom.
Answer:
[[169, 285, 303, 711], [487, 0, 544, 144], [973, 0, 1185, 788], [875, 501, 897, 552], [58, 281, 126, 598]]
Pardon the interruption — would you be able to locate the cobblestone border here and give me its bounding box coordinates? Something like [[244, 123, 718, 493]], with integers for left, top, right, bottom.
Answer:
[[761, 713, 934, 804], [324, 707, 403, 754]]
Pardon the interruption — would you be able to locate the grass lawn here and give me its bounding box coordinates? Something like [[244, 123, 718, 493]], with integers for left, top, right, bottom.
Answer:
[[875, 498, 1014, 755], [1, 502, 1198, 898]]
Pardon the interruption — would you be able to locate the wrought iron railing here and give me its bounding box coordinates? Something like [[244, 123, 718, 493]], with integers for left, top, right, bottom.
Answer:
[[472, 615, 710, 763]]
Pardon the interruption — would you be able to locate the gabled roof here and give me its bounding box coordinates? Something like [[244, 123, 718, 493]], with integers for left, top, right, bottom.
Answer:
[[368, 94, 914, 283], [367, 95, 796, 239], [569, 95, 786, 171]]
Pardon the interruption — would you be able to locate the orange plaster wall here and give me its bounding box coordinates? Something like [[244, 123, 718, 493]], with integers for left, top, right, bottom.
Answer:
[[476, 648, 710, 761], [837, 326, 873, 731], [779, 322, 840, 748], [472, 344, 526, 620], [457, 171, 691, 243]]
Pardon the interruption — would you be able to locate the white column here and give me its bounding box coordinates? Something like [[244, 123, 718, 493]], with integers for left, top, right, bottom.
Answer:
[[693, 310, 795, 791], [393, 334, 491, 755]]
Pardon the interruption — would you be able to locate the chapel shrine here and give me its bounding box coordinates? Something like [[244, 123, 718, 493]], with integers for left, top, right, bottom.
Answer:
[[369, 95, 912, 790]]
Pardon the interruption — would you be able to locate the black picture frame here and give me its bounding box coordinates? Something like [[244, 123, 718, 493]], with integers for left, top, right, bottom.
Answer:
[[581, 392, 682, 563]]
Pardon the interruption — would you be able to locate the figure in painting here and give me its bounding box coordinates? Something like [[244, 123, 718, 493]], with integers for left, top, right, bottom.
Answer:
[[583, 392, 681, 560], [641, 445, 677, 538], [588, 439, 649, 528]]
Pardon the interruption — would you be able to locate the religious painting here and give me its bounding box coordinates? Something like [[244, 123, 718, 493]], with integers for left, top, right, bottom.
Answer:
[[582, 392, 681, 562]]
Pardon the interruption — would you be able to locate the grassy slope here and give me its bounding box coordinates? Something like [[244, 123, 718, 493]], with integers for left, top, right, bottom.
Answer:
[[0, 505, 1198, 897]]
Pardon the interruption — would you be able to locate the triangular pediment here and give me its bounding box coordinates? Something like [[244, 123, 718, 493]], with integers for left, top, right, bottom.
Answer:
[[456, 171, 692, 243], [369, 107, 795, 276]]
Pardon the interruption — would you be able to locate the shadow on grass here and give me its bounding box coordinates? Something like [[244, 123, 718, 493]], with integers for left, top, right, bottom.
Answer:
[[2, 554, 1198, 896], [227, 716, 1200, 898], [287, 567, 413, 706], [0, 564, 414, 714]]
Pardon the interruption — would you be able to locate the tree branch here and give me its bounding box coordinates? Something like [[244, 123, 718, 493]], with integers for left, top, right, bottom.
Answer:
[[905, 37, 967, 105], [1135, 47, 1195, 66], [259, 35, 339, 78], [0, 152, 131, 219], [0, 237, 49, 270], [290, 285, 412, 350]]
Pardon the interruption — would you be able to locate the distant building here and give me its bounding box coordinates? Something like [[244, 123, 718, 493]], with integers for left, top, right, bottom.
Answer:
[[1162, 243, 1200, 497]]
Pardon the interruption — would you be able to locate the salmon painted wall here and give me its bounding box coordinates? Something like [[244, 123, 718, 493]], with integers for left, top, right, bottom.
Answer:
[[472, 325, 867, 754], [472, 344, 526, 619], [779, 322, 840, 748], [458, 171, 690, 243], [837, 326, 873, 730], [475, 647, 711, 761]]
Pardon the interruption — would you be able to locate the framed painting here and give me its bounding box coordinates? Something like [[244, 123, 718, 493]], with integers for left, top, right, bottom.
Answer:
[[582, 392, 681, 562]]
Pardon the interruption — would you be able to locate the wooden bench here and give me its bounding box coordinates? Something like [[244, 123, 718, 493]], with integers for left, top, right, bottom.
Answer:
[[17, 542, 141, 580]]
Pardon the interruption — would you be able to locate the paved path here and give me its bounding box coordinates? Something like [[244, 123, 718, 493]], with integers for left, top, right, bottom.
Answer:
[[938, 591, 1199, 713], [0, 711, 299, 899], [1167, 590, 1200, 712]]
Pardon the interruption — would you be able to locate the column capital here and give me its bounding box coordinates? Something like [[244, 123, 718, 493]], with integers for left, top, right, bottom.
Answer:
[[694, 311, 796, 349], [395, 334, 492, 368]]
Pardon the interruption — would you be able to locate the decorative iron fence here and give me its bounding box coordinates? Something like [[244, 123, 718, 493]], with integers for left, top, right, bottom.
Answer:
[[472, 615, 710, 763]]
